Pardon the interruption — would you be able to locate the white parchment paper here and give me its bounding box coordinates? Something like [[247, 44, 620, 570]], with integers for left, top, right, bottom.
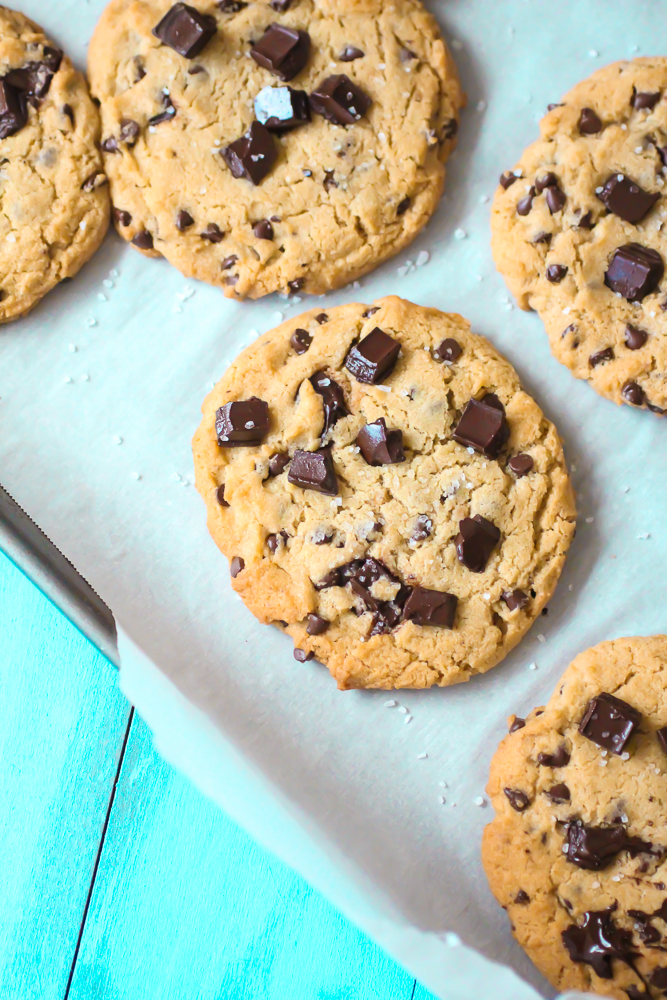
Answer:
[[2, 2, 666, 997]]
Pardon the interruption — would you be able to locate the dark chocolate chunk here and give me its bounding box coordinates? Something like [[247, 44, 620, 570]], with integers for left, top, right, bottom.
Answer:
[[434, 337, 462, 363], [310, 74, 372, 125], [268, 451, 290, 476], [509, 716, 526, 733], [113, 208, 132, 227], [345, 328, 400, 384], [120, 118, 140, 145], [267, 532, 286, 553], [537, 745, 570, 767], [216, 483, 229, 506], [306, 613, 329, 635], [455, 515, 501, 573], [605, 243, 664, 302], [502, 589, 529, 612], [230, 556, 245, 577], [579, 107, 602, 134], [253, 218, 274, 240], [132, 230, 154, 250], [622, 380, 645, 406], [453, 398, 509, 459], [562, 906, 637, 980], [626, 910, 661, 946], [566, 821, 656, 871], [517, 187, 536, 216], [339, 45, 364, 62], [514, 890, 530, 905], [598, 173, 660, 224], [218, 0, 246, 10], [288, 447, 338, 494], [356, 418, 405, 466], [632, 89, 661, 111], [504, 788, 530, 812], [412, 514, 432, 542], [396, 196, 410, 216], [62, 103, 74, 124], [101, 135, 119, 153], [311, 528, 333, 545], [625, 324, 648, 350], [589, 347, 614, 367], [222, 121, 277, 185], [290, 328, 311, 353], [176, 209, 194, 231], [362, 306, 379, 317], [315, 312, 329, 324], [5, 46, 62, 109], [508, 454, 533, 478], [323, 169, 337, 192], [651, 968, 667, 991], [215, 397, 270, 446], [545, 783, 570, 803], [201, 223, 224, 242], [546, 264, 568, 283], [294, 648, 314, 662], [402, 587, 457, 629], [148, 92, 177, 126], [579, 691, 642, 754], [310, 371, 348, 436], [254, 85, 311, 131], [153, 3, 217, 58], [577, 210, 595, 230], [500, 171, 518, 189], [251, 24, 310, 81], [657, 725, 667, 756], [221, 254, 238, 269]]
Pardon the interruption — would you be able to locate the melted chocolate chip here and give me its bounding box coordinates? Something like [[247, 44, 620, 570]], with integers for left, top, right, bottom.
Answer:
[[230, 556, 245, 577], [288, 447, 338, 494], [434, 338, 462, 363], [502, 589, 529, 612], [251, 24, 310, 81], [651, 968, 667, 991], [412, 514, 432, 542], [268, 451, 290, 476], [632, 89, 661, 111], [132, 230, 154, 250], [290, 328, 311, 353], [508, 454, 534, 478], [216, 484, 229, 506], [356, 418, 404, 466], [254, 85, 311, 131], [215, 397, 269, 446], [453, 398, 509, 459], [537, 745, 570, 767], [562, 906, 637, 980], [598, 173, 660, 224], [509, 716, 526, 733], [339, 45, 364, 61], [566, 821, 656, 871], [546, 264, 568, 283], [504, 788, 530, 812], [201, 222, 225, 242], [153, 3, 217, 57], [605, 243, 664, 302], [622, 381, 645, 406], [113, 208, 132, 227], [579, 692, 641, 754], [455, 515, 500, 573], [345, 328, 400, 384], [294, 648, 314, 662], [579, 107, 602, 134], [517, 187, 536, 216], [514, 890, 530, 905], [222, 121, 277, 185], [310, 74, 372, 125], [310, 371, 348, 436], [306, 613, 329, 635], [176, 209, 194, 231], [500, 171, 519, 189], [589, 347, 614, 367], [625, 324, 648, 350], [402, 587, 457, 629], [546, 783, 570, 803]]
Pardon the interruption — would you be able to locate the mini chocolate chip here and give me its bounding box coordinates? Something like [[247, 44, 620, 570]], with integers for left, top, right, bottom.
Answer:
[[306, 613, 329, 635], [153, 3, 217, 58], [230, 556, 245, 577], [266, 533, 281, 553], [254, 85, 310, 131], [356, 418, 405, 465], [310, 74, 372, 125], [176, 209, 194, 231], [113, 208, 132, 227], [362, 306, 379, 317], [509, 716, 526, 733], [345, 328, 400, 384], [622, 380, 645, 406], [221, 254, 238, 269], [253, 219, 274, 240], [502, 589, 529, 612], [323, 169, 337, 191], [598, 174, 659, 224], [82, 172, 107, 192], [268, 451, 290, 476], [500, 172, 518, 189], [605, 243, 664, 302], [148, 92, 177, 126], [412, 514, 432, 542], [290, 328, 312, 353], [632, 89, 661, 110], [402, 587, 457, 629], [201, 223, 225, 242], [311, 528, 333, 545], [218, 0, 247, 10], [270, 0, 292, 11], [62, 103, 74, 124], [134, 58, 146, 82], [216, 484, 229, 506], [515, 890, 530, 905], [434, 338, 462, 363], [562, 906, 637, 979], [546, 264, 568, 283], [456, 515, 500, 572], [216, 397, 270, 446], [251, 24, 311, 81], [396, 196, 410, 215], [293, 648, 314, 662], [310, 371, 348, 435], [625, 324, 648, 350], [546, 783, 570, 803], [339, 45, 364, 61], [589, 347, 614, 367], [532, 232, 552, 245], [315, 312, 329, 324], [132, 230, 154, 250], [508, 454, 533, 478], [120, 118, 140, 145], [288, 278, 304, 293], [579, 692, 642, 754], [504, 788, 530, 812], [222, 121, 277, 185], [578, 107, 602, 134], [288, 446, 338, 495], [101, 136, 119, 153], [537, 745, 570, 767], [517, 187, 536, 215], [453, 397, 509, 459]]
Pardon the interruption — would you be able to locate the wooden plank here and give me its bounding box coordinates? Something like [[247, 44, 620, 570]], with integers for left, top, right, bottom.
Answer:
[[68, 713, 420, 1000], [0, 551, 131, 1000]]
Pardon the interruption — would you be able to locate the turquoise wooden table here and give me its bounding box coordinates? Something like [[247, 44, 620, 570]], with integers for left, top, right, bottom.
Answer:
[[0, 549, 437, 1000]]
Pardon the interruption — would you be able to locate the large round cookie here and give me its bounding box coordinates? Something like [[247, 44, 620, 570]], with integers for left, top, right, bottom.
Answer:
[[483, 636, 667, 999], [88, 0, 463, 299], [192, 296, 576, 690], [492, 58, 667, 415], [0, 6, 109, 323]]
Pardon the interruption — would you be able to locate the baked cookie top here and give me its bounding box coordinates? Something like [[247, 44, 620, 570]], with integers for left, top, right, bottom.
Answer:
[[483, 635, 667, 999], [491, 57, 667, 415], [0, 6, 109, 323], [192, 296, 575, 690], [88, 0, 463, 299]]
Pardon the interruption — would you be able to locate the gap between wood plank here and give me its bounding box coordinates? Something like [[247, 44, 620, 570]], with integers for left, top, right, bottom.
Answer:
[[63, 707, 135, 999]]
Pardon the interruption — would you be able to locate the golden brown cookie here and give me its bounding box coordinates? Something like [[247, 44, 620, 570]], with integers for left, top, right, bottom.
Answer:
[[88, 0, 463, 298], [192, 296, 575, 690], [492, 58, 667, 415], [483, 635, 667, 999]]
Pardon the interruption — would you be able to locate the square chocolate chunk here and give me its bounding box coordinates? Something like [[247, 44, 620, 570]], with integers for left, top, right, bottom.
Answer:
[[605, 243, 664, 302], [153, 3, 217, 58], [579, 692, 642, 754], [250, 24, 310, 81], [221, 121, 277, 185], [453, 398, 509, 458], [215, 397, 269, 446], [344, 328, 400, 384]]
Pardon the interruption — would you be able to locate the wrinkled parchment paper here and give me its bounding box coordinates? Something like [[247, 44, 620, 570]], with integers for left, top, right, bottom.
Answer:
[[3, 2, 667, 996]]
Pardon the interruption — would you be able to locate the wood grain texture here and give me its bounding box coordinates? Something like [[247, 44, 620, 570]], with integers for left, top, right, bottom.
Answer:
[[68, 714, 421, 1000], [0, 551, 130, 1000]]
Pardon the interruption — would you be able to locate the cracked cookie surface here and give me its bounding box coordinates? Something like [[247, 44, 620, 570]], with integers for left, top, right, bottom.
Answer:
[[491, 58, 667, 415], [192, 295, 575, 690], [0, 6, 109, 323], [88, 0, 462, 299], [483, 635, 667, 999]]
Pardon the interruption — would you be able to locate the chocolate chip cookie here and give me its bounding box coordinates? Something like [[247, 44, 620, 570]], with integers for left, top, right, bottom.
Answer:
[[492, 58, 667, 415], [483, 635, 667, 999], [0, 6, 109, 323], [88, 0, 463, 298], [192, 296, 575, 690]]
